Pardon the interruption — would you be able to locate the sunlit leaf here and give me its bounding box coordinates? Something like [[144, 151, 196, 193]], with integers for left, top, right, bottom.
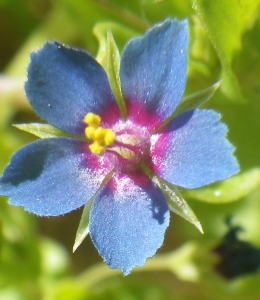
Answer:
[[192, 1, 237, 62], [184, 168, 260, 203], [14, 123, 74, 139], [142, 165, 203, 233], [192, 0, 260, 102], [73, 169, 114, 252], [106, 30, 127, 119]]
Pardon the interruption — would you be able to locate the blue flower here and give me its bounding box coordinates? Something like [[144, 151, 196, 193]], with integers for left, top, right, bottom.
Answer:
[[0, 19, 239, 274]]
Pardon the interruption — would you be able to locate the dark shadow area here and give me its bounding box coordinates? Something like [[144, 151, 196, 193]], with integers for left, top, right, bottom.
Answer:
[[213, 217, 260, 279]]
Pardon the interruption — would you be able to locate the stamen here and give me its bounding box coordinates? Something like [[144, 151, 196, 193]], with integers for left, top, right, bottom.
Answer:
[[104, 129, 115, 146], [83, 113, 147, 161], [93, 127, 107, 143], [85, 127, 95, 140], [84, 112, 100, 128], [89, 142, 105, 155], [84, 112, 115, 155]]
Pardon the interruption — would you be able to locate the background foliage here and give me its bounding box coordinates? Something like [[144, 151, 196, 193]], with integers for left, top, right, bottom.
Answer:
[[1, 0, 260, 299]]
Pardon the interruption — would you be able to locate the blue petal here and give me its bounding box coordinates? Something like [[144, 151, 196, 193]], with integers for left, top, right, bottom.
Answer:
[[120, 18, 188, 120], [25, 42, 116, 136], [0, 138, 108, 216], [156, 109, 239, 188], [89, 176, 170, 275]]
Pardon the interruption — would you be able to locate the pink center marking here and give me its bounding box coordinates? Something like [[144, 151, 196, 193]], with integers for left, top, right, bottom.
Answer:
[[83, 101, 168, 189]]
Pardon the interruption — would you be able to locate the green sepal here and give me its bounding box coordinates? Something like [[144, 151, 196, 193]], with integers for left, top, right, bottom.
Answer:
[[13, 123, 75, 139], [93, 23, 108, 67], [93, 21, 139, 68], [93, 22, 135, 120], [183, 168, 260, 204], [106, 30, 127, 119], [73, 169, 114, 252], [156, 81, 220, 132], [142, 164, 203, 233], [73, 199, 92, 253], [173, 81, 220, 117]]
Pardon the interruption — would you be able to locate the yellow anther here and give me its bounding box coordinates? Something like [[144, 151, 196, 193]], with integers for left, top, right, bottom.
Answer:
[[83, 112, 116, 155], [104, 129, 115, 146], [84, 112, 101, 128], [93, 127, 107, 144], [89, 142, 105, 155], [85, 126, 95, 140]]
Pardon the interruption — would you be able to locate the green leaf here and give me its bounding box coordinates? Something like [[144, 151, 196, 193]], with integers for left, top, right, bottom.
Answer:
[[192, 1, 238, 63], [183, 168, 260, 203], [156, 81, 220, 132], [142, 164, 203, 233], [106, 29, 127, 119], [192, 0, 260, 102], [176, 81, 220, 115], [93, 22, 138, 119], [14, 123, 74, 139], [73, 169, 114, 252]]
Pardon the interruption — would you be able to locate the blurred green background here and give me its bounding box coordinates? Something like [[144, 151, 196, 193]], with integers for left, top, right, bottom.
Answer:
[[1, 0, 260, 299]]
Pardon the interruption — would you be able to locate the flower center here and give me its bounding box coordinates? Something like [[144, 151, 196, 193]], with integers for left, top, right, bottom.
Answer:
[[84, 112, 151, 168]]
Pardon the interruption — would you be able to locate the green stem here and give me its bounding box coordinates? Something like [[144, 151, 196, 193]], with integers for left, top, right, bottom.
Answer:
[[76, 242, 200, 288]]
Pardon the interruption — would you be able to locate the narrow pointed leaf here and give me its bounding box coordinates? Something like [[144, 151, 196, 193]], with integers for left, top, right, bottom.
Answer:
[[156, 177, 203, 234], [156, 81, 220, 131], [142, 164, 203, 233], [73, 199, 92, 253], [173, 81, 221, 117], [93, 21, 139, 68], [14, 123, 74, 139], [73, 169, 114, 252], [183, 168, 260, 203], [106, 30, 127, 119]]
